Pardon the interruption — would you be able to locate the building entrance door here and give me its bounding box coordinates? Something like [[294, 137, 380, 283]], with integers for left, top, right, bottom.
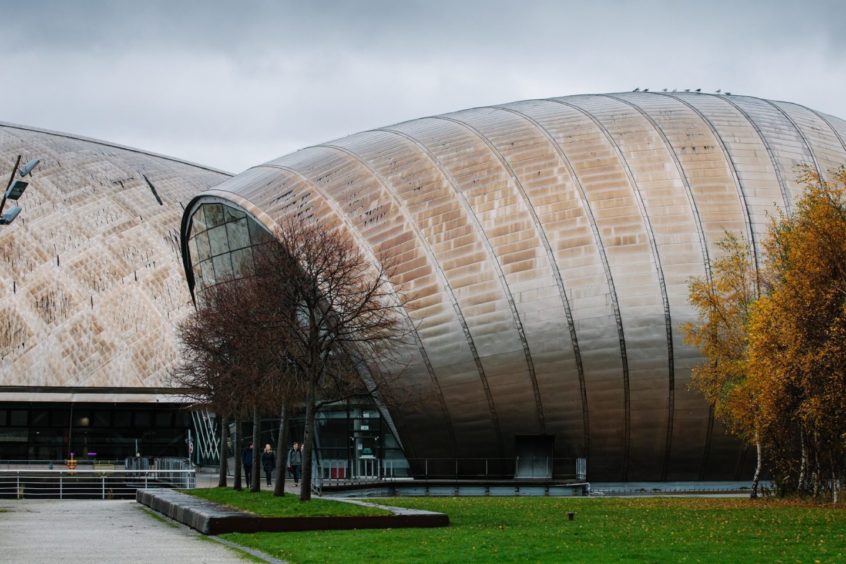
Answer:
[[514, 435, 554, 479], [353, 410, 381, 479]]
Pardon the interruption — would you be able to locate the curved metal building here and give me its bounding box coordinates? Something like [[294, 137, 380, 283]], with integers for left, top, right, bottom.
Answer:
[[180, 92, 846, 481]]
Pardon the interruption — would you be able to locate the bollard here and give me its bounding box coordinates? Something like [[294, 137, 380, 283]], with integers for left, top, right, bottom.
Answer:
[[567, 511, 575, 521]]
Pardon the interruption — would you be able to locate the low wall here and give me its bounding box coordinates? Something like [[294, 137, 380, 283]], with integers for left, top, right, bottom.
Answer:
[[136, 488, 449, 535]]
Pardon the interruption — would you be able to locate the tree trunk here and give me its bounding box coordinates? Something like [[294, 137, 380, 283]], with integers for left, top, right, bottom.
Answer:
[[233, 420, 243, 490], [217, 415, 228, 488], [300, 378, 317, 501], [798, 429, 807, 493], [751, 430, 762, 499], [251, 405, 261, 492], [273, 402, 290, 496]]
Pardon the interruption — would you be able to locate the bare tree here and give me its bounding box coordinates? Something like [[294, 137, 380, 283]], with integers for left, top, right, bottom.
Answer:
[[250, 217, 410, 501], [272, 400, 292, 496], [176, 214, 410, 501], [174, 274, 279, 491]]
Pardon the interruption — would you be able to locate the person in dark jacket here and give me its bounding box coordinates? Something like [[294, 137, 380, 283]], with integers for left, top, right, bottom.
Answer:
[[261, 444, 275, 486], [241, 442, 253, 484], [287, 441, 302, 486]]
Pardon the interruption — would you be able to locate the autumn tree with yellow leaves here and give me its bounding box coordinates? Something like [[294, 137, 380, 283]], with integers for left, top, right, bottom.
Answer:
[[684, 233, 763, 497], [748, 168, 846, 502], [686, 167, 846, 503]]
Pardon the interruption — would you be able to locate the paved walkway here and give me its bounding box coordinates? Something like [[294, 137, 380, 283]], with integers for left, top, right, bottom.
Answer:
[[0, 499, 246, 563]]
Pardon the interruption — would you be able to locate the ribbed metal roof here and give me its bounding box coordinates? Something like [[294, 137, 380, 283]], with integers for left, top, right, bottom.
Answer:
[[185, 92, 846, 480]]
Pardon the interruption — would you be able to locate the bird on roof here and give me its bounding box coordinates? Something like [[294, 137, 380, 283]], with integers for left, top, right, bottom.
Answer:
[[633, 87, 640, 92], [695, 88, 701, 92], [716, 89, 722, 93], [685, 88, 690, 92], [643, 88, 649, 92]]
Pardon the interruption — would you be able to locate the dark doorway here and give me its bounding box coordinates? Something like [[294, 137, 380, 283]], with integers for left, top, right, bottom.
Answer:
[[514, 435, 554, 479]]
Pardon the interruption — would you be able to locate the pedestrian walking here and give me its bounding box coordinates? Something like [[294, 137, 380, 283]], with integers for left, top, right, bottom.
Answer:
[[261, 444, 275, 486], [242, 442, 254, 484], [287, 441, 302, 486]]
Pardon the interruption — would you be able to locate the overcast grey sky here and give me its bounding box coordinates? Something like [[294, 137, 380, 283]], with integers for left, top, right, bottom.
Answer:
[[1, 0, 844, 172]]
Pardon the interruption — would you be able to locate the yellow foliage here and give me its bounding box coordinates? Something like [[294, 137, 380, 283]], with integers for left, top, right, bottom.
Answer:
[[683, 232, 758, 443], [687, 166, 846, 496], [747, 167, 846, 487]]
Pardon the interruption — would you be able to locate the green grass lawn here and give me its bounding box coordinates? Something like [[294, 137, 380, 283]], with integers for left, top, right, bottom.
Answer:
[[221, 497, 846, 563], [184, 488, 389, 517]]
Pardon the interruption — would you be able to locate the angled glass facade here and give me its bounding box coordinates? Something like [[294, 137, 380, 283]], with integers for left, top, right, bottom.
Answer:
[[184, 200, 409, 477], [186, 202, 273, 291]]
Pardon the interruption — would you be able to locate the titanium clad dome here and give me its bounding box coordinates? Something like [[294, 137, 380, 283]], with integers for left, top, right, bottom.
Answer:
[[180, 92, 846, 481], [0, 123, 230, 393]]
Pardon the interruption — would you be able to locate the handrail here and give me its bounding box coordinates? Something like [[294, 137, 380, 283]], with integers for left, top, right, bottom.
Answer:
[[0, 468, 196, 499], [0, 469, 194, 474], [313, 457, 586, 485]]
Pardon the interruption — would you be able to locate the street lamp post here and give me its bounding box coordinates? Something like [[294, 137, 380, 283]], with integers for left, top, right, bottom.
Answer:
[[0, 155, 39, 225]]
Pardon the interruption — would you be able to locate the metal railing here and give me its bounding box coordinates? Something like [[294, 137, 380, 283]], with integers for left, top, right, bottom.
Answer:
[[314, 457, 586, 488], [0, 469, 196, 499], [409, 457, 584, 480], [0, 459, 125, 471]]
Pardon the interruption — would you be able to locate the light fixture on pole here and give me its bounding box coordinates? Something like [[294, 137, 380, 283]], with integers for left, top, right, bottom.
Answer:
[[18, 159, 39, 177], [0, 155, 38, 225]]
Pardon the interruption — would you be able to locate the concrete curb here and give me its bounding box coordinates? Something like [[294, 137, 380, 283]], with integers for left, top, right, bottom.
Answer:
[[136, 488, 449, 535]]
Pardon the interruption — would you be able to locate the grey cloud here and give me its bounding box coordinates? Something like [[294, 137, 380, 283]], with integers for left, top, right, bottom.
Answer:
[[1, 0, 844, 171]]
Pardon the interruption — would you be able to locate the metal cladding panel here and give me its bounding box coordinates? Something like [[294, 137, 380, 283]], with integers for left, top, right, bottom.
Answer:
[[0, 123, 229, 392], [774, 101, 846, 178], [724, 96, 821, 206], [179, 93, 846, 480]]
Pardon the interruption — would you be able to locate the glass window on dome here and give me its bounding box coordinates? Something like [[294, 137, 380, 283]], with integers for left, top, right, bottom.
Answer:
[[200, 259, 215, 286], [212, 253, 234, 282], [248, 217, 273, 244], [192, 206, 206, 232], [194, 231, 211, 263], [226, 218, 250, 251], [188, 237, 198, 266], [224, 205, 246, 222], [231, 247, 254, 278], [204, 204, 225, 228], [207, 225, 229, 256]]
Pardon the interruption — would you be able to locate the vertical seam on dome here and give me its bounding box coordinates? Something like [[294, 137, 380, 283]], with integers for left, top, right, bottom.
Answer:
[[312, 142, 506, 456], [417, 116, 545, 434], [652, 91, 762, 481], [653, 92, 761, 290], [549, 97, 674, 482], [805, 109, 846, 154], [487, 105, 592, 456], [605, 94, 713, 279], [603, 93, 715, 481], [255, 162, 458, 456], [377, 124, 545, 436], [700, 94, 793, 214], [432, 113, 570, 434], [500, 103, 630, 480], [775, 100, 846, 162], [755, 97, 824, 181]]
